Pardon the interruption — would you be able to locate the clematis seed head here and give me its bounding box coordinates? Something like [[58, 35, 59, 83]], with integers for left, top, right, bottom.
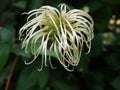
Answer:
[[19, 3, 94, 71]]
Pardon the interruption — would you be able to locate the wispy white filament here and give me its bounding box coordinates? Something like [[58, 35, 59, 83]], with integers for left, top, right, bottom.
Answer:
[[19, 3, 94, 71]]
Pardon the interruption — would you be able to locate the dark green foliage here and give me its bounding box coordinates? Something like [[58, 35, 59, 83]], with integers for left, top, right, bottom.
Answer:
[[0, 44, 10, 73], [0, 0, 120, 90], [16, 65, 49, 90]]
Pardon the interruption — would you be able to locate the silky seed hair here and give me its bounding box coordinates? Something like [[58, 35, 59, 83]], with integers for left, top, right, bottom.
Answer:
[[19, 3, 94, 71]]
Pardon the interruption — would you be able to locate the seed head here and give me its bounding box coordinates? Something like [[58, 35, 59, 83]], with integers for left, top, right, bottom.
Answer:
[[19, 3, 94, 71]]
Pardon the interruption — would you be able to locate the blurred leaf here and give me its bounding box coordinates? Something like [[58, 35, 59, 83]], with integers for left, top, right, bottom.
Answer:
[[27, 0, 44, 10], [52, 75, 79, 90], [13, 45, 31, 58], [0, 27, 15, 44], [50, 69, 80, 90], [53, 79, 79, 90], [0, 44, 10, 72], [38, 69, 49, 88], [16, 65, 49, 90], [0, 61, 12, 88], [111, 76, 120, 90], [5, 12, 17, 25], [45, 50, 57, 59], [13, 1, 27, 9], [76, 53, 89, 74], [26, 42, 57, 59], [102, 32, 115, 45]]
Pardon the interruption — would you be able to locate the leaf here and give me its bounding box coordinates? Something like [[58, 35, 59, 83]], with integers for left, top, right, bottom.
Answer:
[[53, 79, 79, 90], [13, 45, 31, 58], [26, 42, 57, 59], [16, 64, 49, 90], [4, 12, 17, 26], [51, 70, 80, 90], [0, 27, 15, 44], [76, 53, 89, 74], [38, 68, 49, 88], [0, 44, 10, 72], [13, 1, 27, 9], [111, 76, 120, 90]]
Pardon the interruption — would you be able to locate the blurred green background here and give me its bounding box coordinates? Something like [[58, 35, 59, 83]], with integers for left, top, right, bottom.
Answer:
[[0, 0, 120, 90]]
